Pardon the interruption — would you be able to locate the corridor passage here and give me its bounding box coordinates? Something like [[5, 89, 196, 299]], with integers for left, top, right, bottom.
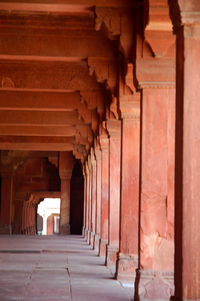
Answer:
[[0, 235, 133, 301]]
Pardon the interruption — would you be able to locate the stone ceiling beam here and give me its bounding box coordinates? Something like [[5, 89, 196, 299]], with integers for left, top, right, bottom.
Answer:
[[0, 31, 116, 60], [0, 60, 100, 91], [0, 110, 87, 126], [0, 142, 74, 151], [0, 125, 77, 137], [0, 0, 135, 14], [0, 136, 76, 151], [0, 91, 81, 111]]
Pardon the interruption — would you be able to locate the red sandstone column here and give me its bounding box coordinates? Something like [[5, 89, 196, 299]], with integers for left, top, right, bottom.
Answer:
[[24, 202, 29, 234], [169, 1, 200, 299], [138, 88, 175, 300], [27, 203, 31, 234], [106, 120, 121, 273], [82, 166, 87, 237], [90, 149, 97, 247], [0, 173, 13, 234], [116, 98, 140, 283], [18, 200, 24, 234], [13, 199, 22, 234], [86, 157, 92, 243], [21, 202, 25, 234], [23, 202, 27, 234], [59, 152, 74, 235], [30, 203, 35, 234], [84, 162, 89, 239], [94, 146, 101, 252], [99, 135, 109, 257], [60, 175, 71, 234], [134, 1, 176, 298]]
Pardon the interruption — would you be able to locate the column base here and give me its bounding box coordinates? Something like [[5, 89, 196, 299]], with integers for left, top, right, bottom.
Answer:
[[137, 270, 174, 301], [84, 228, 89, 240], [90, 231, 95, 247], [84, 228, 88, 240], [0, 224, 12, 234], [106, 244, 119, 274], [59, 223, 70, 235], [82, 226, 85, 237], [87, 230, 91, 244], [99, 238, 108, 257], [94, 234, 100, 251], [116, 253, 138, 285]]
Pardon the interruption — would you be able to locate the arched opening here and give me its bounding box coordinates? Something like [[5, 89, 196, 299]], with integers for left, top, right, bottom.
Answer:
[[37, 198, 60, 235], [70, 160, 84, 235]]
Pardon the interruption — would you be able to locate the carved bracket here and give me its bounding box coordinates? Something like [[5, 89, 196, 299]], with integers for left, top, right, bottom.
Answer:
[[88, 57, 117, 94], [80, 90, 105, 116], [95, 7, 135, 61]]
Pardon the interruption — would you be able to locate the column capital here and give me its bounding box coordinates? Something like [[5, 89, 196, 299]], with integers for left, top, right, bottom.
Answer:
[[94, 148, 101, 161], [90, 148, 97, 166], [106, 119, 121, 138], [136, 58, 175, 89], [60, 169, 72, 180], [169, 0, 200, 33], [99, 134, 109, 151], [119, 94, 140, 120]]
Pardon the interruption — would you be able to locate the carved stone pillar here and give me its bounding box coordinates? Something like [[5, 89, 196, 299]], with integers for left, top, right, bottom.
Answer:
[[94, 146, 101, 252], [86, 156, 92, 243], [99, 135, 109, 257], [13, 199, 22, 234], [116, 97, 140, 284], [82, 166, 87, 236], [26, 203, 31, 234], [60, 174, 71, 235], [106, 119, 121, 273], [59, 152, 74, 235], [135, 1, 176, 299], [0, 173, 13, 234], [21, 202, 25, 234], [84, 162, 89, 239], [169, 1, 200, 299], [90, 148, 97, 247], [138, 87, 175, 300]]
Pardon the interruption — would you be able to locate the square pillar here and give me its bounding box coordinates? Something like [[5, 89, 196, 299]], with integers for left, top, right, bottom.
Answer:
[[116, 98, 140, 284], [169, 2, 200, 299], [86, 156, 92, 243], [60, 175, 71, 235], [99, 135, 109, 257], [84, 162, 90, 239], [0, 174, 13, 234], [93, 146, 101, 252], [138, 88, 175, 300], [90, 148, 97, 247], [82, 166, 87, 237], [59, 151, 74, 235], [106, 119, 121, 273]]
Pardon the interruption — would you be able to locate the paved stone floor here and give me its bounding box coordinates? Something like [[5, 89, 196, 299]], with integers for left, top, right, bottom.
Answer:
[[0, 235, 133, 301]]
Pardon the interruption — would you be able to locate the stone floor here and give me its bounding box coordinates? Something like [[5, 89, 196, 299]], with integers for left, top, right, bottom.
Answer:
[[0, 235, 133, 301]]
